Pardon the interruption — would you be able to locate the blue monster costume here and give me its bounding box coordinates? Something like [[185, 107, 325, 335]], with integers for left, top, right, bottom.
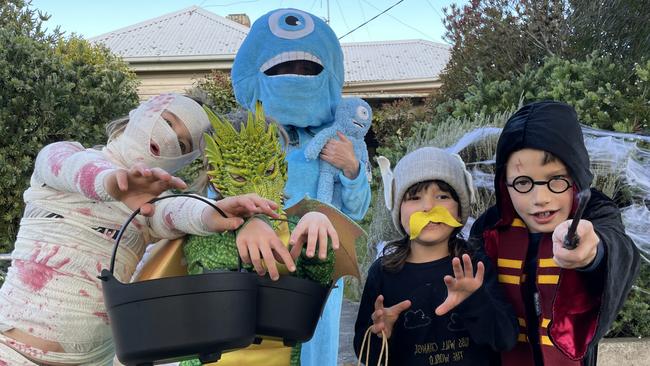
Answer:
[[304, 97, 372, 204], [231, 8, 371, 366], [231, 8, 371, 220]]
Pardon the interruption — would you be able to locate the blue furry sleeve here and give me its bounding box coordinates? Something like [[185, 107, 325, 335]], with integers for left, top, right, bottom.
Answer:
[[338, 160, 371, 221], [284, 128, 370, 221]]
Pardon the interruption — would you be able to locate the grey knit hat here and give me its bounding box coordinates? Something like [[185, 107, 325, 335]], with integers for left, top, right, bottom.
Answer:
[[377, 147, 475, 235]]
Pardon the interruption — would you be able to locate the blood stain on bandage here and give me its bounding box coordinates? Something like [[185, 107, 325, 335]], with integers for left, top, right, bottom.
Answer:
[[94, 311, 109, 324], [145, 94, 174, 114], [5, 338, 47, 358], [79, 270, 102, 291], [76, 207, 92, 216], [48, 142, 82, 176], [79, 290, 90, 297], [75, 161, 112, 200], [15, 246, 71, 292], [164, 212, 175, 228], [132, 219, 143, 230]]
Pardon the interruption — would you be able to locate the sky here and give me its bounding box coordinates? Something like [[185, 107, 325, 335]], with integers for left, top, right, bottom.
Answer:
[[29, 0, 462, 44]]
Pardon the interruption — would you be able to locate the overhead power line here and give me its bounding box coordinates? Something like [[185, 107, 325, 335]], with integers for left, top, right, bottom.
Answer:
[[338, 0, 405, 40], [425, 0, 444, 20], [335, 0, 352, 37], [361, 0, 435, 41], [356, 0, 372, 39]]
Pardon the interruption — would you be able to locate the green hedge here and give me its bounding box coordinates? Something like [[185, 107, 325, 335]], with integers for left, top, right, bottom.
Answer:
[[0, 29, 139, 252]]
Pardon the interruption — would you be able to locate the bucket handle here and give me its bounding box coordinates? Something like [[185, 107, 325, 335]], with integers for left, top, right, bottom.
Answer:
[[107, 193, 228, 275]]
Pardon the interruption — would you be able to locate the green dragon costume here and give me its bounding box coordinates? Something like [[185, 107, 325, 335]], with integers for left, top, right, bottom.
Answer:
[[180, 103, 334, 366]]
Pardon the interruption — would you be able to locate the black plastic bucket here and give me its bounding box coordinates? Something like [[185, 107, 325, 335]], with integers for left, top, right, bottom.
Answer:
[[99, 194, 258, 365], [255, 275, 330, 346]]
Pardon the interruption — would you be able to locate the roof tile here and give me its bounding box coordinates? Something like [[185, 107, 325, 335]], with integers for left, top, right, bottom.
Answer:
[[90, 7, 450, 82]]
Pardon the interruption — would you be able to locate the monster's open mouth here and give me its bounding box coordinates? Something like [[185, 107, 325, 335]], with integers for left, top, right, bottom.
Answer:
[[261, 51, 324, 76], [352, 120, 364, 129]]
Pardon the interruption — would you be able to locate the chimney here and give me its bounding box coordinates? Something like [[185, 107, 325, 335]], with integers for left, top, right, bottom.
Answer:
[[226, 13, 251, 27]]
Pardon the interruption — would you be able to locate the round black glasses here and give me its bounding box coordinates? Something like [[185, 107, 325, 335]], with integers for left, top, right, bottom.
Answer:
[[506, 176, 573, 194]]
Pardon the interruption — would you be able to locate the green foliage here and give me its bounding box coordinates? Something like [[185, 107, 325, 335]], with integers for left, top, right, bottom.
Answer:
[[0, 0, 58, 42], [568, 0, 650, 63], [0, 1, 139, 252], [440, 0, 568, 100], [609, 261, 650, 338], [439, 0, 650, 102], [371, 98, 431, 147], [436, 53, 650, 134], [187, 70, 238, 114]]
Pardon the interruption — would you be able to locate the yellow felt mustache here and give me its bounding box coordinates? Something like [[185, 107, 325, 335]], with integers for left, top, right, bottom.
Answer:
[[409, 206, 462, 240]]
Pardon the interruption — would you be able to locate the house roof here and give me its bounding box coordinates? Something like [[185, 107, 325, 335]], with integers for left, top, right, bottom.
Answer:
[[90, 6, 249, 58], [90, 6, 450, 97], [342, 40, 450, 83]]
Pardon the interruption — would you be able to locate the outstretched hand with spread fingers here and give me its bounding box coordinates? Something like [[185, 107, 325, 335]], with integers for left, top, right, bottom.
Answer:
[[370, 294, 412, 339], [105, 163, 186, 214], [435, 254, 485, 316]]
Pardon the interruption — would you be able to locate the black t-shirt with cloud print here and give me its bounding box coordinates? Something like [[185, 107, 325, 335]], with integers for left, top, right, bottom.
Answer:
[[354, 248, 518, 366]]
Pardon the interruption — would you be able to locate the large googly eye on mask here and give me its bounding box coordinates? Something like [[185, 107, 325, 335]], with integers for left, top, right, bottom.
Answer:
[[356, 106, 370, 120], [268, 9, 315, 39]]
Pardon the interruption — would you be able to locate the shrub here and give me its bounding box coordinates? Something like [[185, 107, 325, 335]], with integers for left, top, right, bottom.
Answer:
[[0, 2, 139, 253], [371, 98, 431, 148], [439, 0, 650, 102], [186, 70, 237, 114], [436, 53, 650, 134], [608, 261, 650, 337]]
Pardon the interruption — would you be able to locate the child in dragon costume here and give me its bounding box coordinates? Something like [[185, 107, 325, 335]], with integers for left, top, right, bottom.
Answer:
[[180, 104, 337, 366]]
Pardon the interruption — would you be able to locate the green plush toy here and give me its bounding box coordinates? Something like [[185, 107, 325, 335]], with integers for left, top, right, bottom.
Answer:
[[181, 103, 334, 366]]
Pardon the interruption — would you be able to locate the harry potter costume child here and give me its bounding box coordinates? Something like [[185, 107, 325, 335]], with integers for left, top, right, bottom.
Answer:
[[470, 101, 640, 366]]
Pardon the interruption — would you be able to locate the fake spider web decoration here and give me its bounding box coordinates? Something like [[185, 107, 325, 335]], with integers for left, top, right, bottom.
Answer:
[[372, 123, 650, 266], [452, 125, 650, 261]]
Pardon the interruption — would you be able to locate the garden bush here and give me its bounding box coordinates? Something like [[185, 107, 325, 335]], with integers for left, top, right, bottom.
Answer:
[[436, 54, 650, 134], [186, 70, 237, 114], [0, 1, 139, 254]]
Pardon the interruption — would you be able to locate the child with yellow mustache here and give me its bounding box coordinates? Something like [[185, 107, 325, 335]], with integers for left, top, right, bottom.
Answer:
[[353, 147, 518, 365]]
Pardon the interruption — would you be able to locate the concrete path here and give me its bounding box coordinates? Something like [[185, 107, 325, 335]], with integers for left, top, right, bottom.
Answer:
[[338, 299, 360, 366]]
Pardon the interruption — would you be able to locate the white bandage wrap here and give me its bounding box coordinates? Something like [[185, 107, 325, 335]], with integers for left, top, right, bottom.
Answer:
[[0, 143, 217, 364], [104, 93, 210, 174]]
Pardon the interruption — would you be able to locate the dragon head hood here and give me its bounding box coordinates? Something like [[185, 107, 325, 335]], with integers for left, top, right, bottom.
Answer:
[[203, 103, 287, 211], [231, 8, 344, 128]]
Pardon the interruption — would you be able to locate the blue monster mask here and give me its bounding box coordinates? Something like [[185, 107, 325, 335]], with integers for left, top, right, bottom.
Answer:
[[231, 8, 344, 128]]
